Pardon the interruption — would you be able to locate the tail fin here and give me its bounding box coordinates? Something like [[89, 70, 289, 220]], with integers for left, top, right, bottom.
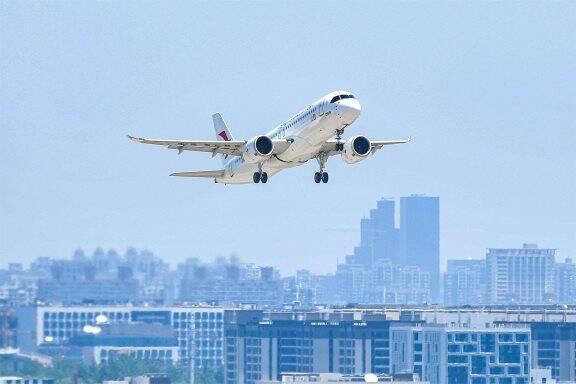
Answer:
[[213, 113, 234, 165]]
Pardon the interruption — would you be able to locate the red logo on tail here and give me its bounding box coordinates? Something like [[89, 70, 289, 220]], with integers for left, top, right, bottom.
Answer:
[[218, 131, 230, 141]]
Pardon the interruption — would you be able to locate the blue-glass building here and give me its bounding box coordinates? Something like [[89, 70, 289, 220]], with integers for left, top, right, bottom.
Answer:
[[390, 324, 531, 384], [400, 196, 440, 303], [498, 321, 576, 381], [446, 328, 530, 384], [224, 310, 399, 384]]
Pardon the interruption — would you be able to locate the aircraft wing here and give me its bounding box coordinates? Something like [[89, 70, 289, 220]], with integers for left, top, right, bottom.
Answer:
[[322, 137, 411, 155], [170, 170, 225, 178], [128, 135, 246, 155], [128, 135, 292, 156], [369, 137, 412, 151]]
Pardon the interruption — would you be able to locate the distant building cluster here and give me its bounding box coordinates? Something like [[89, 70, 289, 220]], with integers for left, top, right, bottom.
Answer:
[[1, 196, 574, 311], [2, 195, 576, 383], [444, 244, 575, 306], [336, 196, 439, 305], [0, 249, 286, 308]]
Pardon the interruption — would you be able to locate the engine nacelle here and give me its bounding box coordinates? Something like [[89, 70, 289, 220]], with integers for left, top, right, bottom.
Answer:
[[243, 135, 274, 163], [341, 135, 371, 164]]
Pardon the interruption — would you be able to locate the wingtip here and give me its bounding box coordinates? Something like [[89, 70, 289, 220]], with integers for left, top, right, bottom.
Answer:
[[127, 135, 145, 143]]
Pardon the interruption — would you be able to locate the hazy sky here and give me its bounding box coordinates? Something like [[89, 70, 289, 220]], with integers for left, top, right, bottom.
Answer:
[[1, 1, 575, 274]]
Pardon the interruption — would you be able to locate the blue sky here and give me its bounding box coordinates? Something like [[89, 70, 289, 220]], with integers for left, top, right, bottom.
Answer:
[[1, 1, 575, 273]]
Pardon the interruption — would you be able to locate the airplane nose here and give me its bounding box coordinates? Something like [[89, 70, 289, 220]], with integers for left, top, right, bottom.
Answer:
[[337, 98, 361, 124]]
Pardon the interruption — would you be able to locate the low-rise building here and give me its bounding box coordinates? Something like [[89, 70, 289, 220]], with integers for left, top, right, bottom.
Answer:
[[257, 372, 428, 383], [501, 322, 576, 382], [67, 322, 179, 365], [0, 378, 54, 384], [390, 323, 531, 384], [224, 310, 404, 384], [16, 304, 224, 368]]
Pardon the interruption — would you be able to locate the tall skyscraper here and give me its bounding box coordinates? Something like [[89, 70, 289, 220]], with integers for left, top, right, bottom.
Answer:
[[485, 244, 556, 304], [444, 259, 487, 306], [400, 195, 440, 302], [347, 198, 400, 266]]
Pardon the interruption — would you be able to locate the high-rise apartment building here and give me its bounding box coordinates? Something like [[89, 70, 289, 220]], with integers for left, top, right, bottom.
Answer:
[[400, 196, 440, 303], [179, 261, 283, 307], [375, 260, 431, 305], [486, 244, 556, 305], [335, 261, 430, 305], [444, 260, 487, 306], [555, 258, 576, 304], [335, 264, 376, 304]]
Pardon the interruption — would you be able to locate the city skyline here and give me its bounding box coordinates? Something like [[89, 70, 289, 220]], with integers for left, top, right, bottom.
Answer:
[[0, 193, 569, 275], [1, 2, 575, 274]]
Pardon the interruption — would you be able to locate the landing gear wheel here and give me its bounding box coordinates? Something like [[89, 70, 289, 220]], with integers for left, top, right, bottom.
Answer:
[[314, 172, 322, 183], [322, 172, 329, 183], [260, 172, 268, 183], [253, 172, 261, 183]]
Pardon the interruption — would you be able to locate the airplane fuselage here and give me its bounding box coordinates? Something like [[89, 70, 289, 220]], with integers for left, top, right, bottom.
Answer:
[[218, 91, 361, 184]]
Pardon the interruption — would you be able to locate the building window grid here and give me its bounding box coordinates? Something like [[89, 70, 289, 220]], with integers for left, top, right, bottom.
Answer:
[[447, 331, 530, 384], [40, 308, 224, 368]]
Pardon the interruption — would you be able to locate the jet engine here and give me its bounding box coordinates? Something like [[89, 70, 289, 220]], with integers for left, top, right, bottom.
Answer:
[[341, 135, 371, 164], [243, 135, 274, 163]]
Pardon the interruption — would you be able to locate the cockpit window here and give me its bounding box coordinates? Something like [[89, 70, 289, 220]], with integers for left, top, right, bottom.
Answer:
[[330, 94, 355, 103]]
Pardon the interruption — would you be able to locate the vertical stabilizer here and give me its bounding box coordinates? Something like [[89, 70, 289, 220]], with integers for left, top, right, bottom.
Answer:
[[212, 113, 234, 165]]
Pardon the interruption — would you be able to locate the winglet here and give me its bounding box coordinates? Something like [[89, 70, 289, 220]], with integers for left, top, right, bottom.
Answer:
[[127, 135, 145, 143]]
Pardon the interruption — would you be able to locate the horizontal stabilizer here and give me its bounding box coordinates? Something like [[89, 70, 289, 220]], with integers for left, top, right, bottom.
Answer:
[[170, 170, 225, 178]]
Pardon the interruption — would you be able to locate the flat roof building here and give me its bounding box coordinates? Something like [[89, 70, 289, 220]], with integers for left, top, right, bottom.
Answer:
[[486, 244, 556, 305], [16, 304, 224, 368], [224, 310, 401, 384]]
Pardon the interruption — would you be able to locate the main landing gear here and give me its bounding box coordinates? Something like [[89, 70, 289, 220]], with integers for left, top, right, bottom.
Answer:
[[253, 164, 268, 184], [314, 153, 329, 184], [314, 172, 329, 184], [253, 171, 268, 183]]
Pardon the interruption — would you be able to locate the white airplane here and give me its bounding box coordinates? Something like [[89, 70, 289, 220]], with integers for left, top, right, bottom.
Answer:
[[128, 90, 410, 184]]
